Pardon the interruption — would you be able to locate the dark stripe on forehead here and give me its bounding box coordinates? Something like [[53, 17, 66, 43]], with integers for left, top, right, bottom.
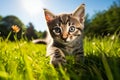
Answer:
[[59, 15, 70, 24]]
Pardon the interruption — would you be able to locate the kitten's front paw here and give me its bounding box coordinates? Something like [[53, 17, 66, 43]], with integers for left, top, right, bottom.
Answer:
[[50, 51, 66, 67], [51, 57, 67, 67]]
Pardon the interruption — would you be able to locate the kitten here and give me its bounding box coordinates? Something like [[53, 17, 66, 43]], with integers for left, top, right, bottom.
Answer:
[[33, 4, 85, 67]]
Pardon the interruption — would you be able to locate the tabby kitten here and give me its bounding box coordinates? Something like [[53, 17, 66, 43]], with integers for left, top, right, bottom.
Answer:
[[41, 4, 85, 66]]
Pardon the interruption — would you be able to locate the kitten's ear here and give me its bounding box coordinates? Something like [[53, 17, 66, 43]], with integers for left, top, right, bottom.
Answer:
[[73, 4, 85, 23], [44, 9, 55, 22]]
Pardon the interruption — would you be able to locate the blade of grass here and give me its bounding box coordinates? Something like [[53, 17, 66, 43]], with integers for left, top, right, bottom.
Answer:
[[59, 65, 70, 80], [0, 71, 9, 79], [23, 54, 34, 80], [102, 54, 113, 80]]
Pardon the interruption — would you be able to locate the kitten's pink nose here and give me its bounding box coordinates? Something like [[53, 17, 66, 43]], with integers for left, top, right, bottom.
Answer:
[[62, 33, 68, 40]]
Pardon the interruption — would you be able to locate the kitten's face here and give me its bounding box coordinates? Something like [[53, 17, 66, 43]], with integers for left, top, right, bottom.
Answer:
[[44, 4, 85, 44]]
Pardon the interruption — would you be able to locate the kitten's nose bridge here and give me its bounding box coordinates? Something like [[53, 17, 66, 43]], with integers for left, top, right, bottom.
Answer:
[[61, 24, 68, 40], [62, 32, 68, 40]]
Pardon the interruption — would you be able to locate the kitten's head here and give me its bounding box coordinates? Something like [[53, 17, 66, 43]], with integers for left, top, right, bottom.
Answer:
[[44, 4, 85, 44]]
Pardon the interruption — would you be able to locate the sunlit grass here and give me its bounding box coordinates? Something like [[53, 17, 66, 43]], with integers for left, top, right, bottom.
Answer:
[[0, 34, 120, 80]]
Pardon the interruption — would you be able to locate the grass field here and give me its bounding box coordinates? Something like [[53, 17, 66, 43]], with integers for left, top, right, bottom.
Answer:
[[0, 35, 120, 80]]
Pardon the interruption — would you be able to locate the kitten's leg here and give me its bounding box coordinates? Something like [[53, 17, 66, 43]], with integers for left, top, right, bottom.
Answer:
[[73, 45, 84, 64], [75, 51, 84, 64], [74, 37, 84, 64], [47, 48, 66, 67]]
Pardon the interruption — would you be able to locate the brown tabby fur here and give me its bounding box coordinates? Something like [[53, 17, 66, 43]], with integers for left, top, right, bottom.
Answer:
[[33, 4, 85, 67]]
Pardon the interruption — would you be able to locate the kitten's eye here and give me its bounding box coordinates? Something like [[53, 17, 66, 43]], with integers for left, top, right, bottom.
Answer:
[[53, 27, 61, 33], [69, 26, 75, 32]]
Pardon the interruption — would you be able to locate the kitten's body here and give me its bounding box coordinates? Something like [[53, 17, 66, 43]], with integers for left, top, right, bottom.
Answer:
[[33, 4, 85, 66]]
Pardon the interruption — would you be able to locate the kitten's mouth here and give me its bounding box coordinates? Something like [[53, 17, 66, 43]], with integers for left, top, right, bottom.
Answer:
[[56, 38, 72, 44], [57, 39, 69, 44], [62, 39, 71, 44]]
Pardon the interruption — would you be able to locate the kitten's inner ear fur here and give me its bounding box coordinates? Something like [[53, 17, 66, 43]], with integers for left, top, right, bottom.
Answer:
[[73, 4, 85, 23], [44, 9, 55, 22]]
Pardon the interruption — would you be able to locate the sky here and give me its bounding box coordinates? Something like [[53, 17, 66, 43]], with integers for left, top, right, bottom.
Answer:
[[0, 0, 115, 31]]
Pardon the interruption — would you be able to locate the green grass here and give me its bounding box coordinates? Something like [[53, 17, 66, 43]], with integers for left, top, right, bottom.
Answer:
[[0, 35, 120, 80]]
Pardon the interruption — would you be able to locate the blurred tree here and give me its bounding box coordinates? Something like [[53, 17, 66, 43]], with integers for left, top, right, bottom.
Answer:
[[36, 31, 43, 38], [0, 15, 25, 40], [0, 15, 2, 21], [105, 2, 120, 34], [84, 1, 120, 36], [24, 22, 38, 40], [0, 21, 9, 38], [84, 14, 91, 36], [42, 30, 47, 38]]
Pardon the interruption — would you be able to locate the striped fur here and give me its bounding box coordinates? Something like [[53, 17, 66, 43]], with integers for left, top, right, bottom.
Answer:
[[44, 4, 85, 66]]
